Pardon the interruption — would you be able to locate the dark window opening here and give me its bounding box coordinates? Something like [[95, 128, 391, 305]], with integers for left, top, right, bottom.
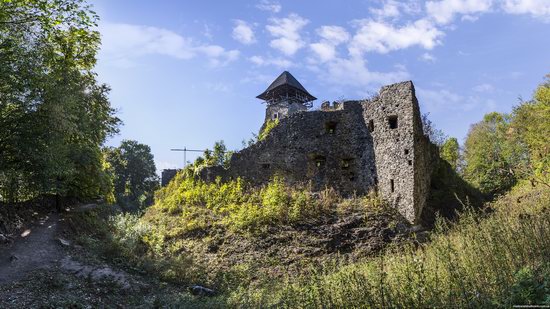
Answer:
[[314, 155, 326, 167], [341, 158, 354, 169], [404, 149, 409, 155], [374, 176, 378, 185], [272, 113, 279, 120], [390, 179, 395, 193], [325, 121, 337, 134], [262, 163, 271, 169], [349, 173, 356, 181], [388, 115, 398, 129], [368, 119, 374, 132], [408, 160, 412, 166]]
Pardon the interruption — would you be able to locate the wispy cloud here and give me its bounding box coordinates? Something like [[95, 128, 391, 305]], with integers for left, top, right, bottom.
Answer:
[[310, 25, 350, 62], [426, 0, 494, 25], [232, 20, 256, 45], [417, 87, 497, 112], [99, 22, 239, 68], [502, 0, 550, 21], [266, 13, 309, 56], [472, 83, 494, 92], [249, 55, 292, 68], [256, 0, 282, 13], [369, 0, 422, 20], [420, 52, 437, 62]]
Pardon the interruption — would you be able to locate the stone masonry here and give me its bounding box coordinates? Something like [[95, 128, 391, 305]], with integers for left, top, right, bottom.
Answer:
[[200, 75, 437, 224]]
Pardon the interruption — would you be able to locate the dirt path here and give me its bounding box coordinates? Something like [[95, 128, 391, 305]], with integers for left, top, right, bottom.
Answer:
[[0, 204, 130, 288], [0, 212, 63, 284]]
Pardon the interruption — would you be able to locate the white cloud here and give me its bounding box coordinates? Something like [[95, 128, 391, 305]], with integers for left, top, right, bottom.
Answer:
[[256, 0, 282, 13], [322, 56, 410, 89], [420, 52, 437, 62], [317, 25, 350, 45], [370, 0, 401, 19], [502, 0, 550, 20], [417, 87, 497, 112], [232, 20, 256, 45], [249, 55, 293, 68], [99, 22, 239, 68], [426, 0, 494, 25], [266, 13, 309, 56], [310, 43, 338, 62], [349, 18, 444, 55], [472, 83, 494, 92], [309, 26, 350, 62], [369, 0, 422, 20]]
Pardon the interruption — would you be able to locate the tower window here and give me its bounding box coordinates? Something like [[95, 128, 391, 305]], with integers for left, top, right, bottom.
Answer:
[[314, 155, 326, 167], [404, 149, 409, 155], [368, 119, 374, 132], [408, 160, 412, 166], [262, 163, 271, 169], [390, 179, 395, 192], [272, 113, 279, 120], [325, 121, 337, 134], [388, 115, 398, 129]]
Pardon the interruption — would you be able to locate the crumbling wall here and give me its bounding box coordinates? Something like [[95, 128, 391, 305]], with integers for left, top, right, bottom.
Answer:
[[201, 81, 436, 224], [363, 81, 435, 223], [216, 101, 376, 194]]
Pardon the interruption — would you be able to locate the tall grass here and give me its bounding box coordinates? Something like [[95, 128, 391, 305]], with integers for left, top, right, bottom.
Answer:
[[230, 184, 550, 307]]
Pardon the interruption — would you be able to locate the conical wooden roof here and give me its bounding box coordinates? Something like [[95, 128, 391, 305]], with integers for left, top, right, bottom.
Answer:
[[256, 71, 317, 102]]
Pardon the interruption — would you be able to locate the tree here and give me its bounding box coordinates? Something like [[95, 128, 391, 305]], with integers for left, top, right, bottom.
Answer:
[[422, 113, 447, 147], [508, 75, 550, 187], [463, 112, 516, 195], [0, 0, 120, 202], [104, 140, 159, 209], [440, 137, 460, 171]]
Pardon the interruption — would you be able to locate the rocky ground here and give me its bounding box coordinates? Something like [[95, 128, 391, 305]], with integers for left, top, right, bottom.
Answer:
[[0, 205, 212, 308]]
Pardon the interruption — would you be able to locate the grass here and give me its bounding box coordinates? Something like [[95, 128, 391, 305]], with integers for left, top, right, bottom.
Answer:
[[66, 173, 550, 308], [228, 182, 550, 307]]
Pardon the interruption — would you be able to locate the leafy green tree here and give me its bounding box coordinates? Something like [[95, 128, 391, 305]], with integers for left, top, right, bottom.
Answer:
[[440, 137, 460, 171], [104, 140, 159, 209], [0, 0, 120, 202], [509, 76, 550, 187], [193, 140, 232, 172], [463, 112, 516, 195]]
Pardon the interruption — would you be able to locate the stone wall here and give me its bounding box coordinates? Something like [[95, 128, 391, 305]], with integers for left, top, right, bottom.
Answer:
[[363, 81, 436, 223], [200, 81, 436, 224]]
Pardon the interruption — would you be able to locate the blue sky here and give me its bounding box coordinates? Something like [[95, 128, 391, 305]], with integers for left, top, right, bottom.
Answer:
[[90, 0, 550, 171]]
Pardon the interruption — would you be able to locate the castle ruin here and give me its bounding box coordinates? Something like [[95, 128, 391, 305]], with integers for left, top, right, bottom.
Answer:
[[199, 71, 438, 224]]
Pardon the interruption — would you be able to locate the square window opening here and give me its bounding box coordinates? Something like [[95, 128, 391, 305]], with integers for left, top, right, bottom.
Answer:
[[408, 160, 412, 166], [325, 121, 337, 134], [368, 119, 374, 132], [388, 115, 398, 129], [341, 158, 354, 169], [404, 149, 409, 155], [314, 155, 326, 168]]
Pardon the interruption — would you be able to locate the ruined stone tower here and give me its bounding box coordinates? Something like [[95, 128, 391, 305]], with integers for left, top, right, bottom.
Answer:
[[256, 71, 316, 123], [201, 72, 437, 224]]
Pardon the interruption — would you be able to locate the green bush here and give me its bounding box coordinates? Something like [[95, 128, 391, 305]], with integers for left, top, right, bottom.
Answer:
[[147, 174, 335, 235]]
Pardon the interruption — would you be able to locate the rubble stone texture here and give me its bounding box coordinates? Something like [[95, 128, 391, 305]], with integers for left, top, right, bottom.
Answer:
[[201, 80, 437, 224]]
